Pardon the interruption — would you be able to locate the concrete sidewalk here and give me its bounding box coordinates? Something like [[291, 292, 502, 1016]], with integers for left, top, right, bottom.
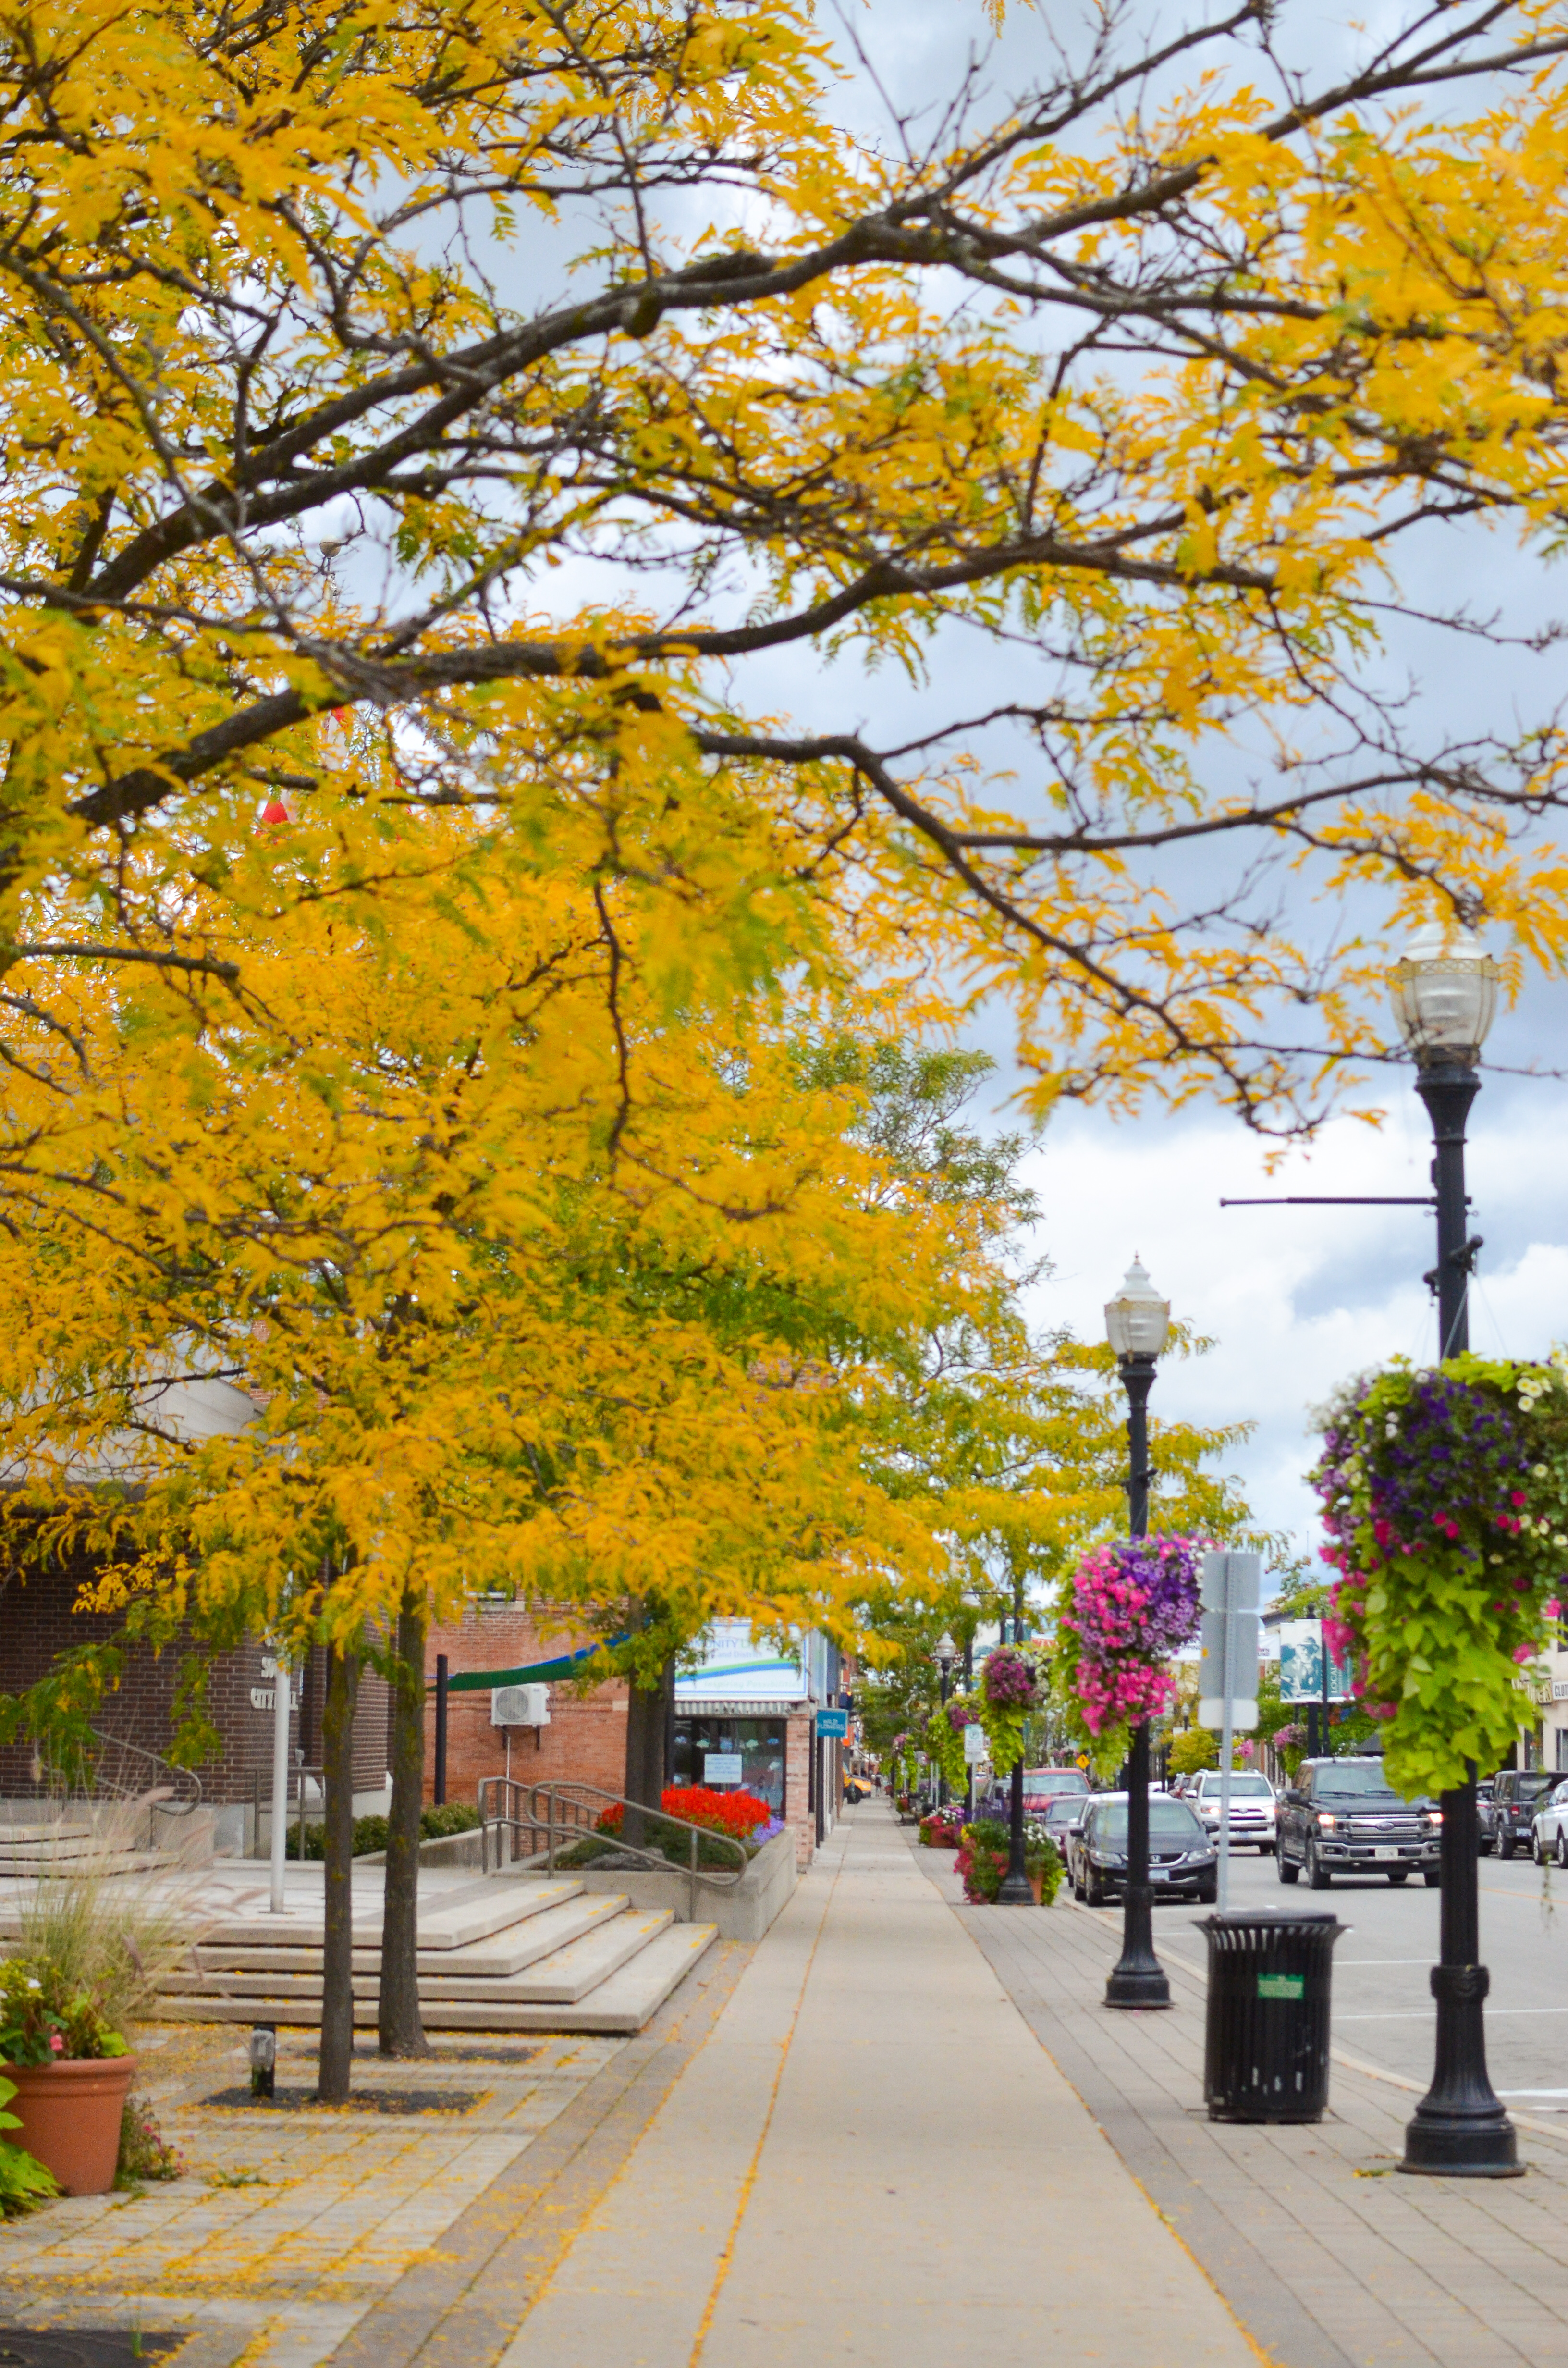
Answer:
[[494, 1796, 1260, 2368]]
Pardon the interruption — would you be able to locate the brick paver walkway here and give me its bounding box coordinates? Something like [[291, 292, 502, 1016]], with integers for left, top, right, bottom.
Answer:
[[14, 1805, 1568, 2368], [0, 1953, 746, 2368], [930, 1840, 1568, 2368]]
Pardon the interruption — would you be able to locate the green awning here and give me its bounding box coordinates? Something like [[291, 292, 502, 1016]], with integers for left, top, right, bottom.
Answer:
[[438, 1635, 628, 1693]]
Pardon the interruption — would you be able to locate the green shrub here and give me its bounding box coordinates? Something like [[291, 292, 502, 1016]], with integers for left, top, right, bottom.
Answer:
[[420, 1803, 480, 1838], [291, 1802, 480, 1858], [0, 2082, 55, 2216]]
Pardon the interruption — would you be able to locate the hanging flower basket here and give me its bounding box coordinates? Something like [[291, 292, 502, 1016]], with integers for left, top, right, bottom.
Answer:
[[1311, 1354, 1568, 1797], [1053, 1536, 1208, 1776], [922, 1695, 977, 1792], [976, 1648, 1040, 1777]]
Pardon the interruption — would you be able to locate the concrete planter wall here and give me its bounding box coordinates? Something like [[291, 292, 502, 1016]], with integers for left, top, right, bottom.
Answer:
[[567, 1825, 798, 1941]]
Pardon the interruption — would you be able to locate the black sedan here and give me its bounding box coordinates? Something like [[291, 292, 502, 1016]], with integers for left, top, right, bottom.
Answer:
[[1068, 1793, 1217, 1906]]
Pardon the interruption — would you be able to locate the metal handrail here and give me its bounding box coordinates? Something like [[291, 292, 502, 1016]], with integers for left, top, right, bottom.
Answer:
[[478, 1776, 750, 1922], [86, 1728, 204, 1813]]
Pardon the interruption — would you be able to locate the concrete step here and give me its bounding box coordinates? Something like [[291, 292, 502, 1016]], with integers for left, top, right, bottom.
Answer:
[[193, 1875, 586, 1954], [0, 1847, 161, 1877], [150, 1921, 718, 2034], [162, 1910, 675, 2009], [186, 1891, 631, 1981]]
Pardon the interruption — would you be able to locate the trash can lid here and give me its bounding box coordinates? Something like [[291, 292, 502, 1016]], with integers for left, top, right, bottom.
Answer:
[[1198, 1909, 1341, 1927], [1194, 1909, 1346, 1938]]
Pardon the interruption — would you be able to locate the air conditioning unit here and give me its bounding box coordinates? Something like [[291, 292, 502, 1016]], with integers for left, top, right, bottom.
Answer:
[[491, 1683, 550, 1728]]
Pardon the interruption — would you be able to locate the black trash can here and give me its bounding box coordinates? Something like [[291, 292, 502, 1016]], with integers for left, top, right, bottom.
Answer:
[[1197, 1909, 1345, 2123]]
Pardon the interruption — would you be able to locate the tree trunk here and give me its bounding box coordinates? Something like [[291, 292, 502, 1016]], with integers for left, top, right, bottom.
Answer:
[[623, 1653, 673, 1851], [379, 1594, 429, 2058], [318, 1638, 359, 2103]]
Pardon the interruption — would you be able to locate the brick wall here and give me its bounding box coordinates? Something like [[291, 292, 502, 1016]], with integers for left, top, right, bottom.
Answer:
[[0, 1558, 389, 1802], [423, 1603, 630, 1807], [783, 1711, 815, 1867]]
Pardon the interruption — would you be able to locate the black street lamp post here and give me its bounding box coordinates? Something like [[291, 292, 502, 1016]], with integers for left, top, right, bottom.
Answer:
[[1390, 926, 1519, 2177], [1104, 1258, 1173, 2011], [997, 1577, 1034, 1904], [934, 1632, 956, 1810]]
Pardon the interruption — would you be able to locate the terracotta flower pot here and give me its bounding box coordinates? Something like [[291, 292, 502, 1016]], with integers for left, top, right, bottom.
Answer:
[[1, 2055, 137, 2195], [1028, 1869, 1044, 1904]]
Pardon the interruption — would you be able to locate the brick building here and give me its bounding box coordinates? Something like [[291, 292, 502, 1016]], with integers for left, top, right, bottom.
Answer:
[[425, 1605, 847, 1868], [0, 1552, 390, 1848]]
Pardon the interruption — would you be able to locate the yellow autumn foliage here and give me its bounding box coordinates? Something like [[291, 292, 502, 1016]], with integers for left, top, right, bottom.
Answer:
[[0, 0, 1564, 1144]]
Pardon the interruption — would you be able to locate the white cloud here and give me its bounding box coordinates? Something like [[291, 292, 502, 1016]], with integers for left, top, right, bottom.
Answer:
[[1016, 1089, 1568, 1564]]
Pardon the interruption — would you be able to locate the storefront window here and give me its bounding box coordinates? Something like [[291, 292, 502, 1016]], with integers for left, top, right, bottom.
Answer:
[[672, 1718, 786, 1815]]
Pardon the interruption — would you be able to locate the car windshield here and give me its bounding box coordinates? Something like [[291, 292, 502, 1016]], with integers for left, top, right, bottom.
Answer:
[[1313, 1764, 1408, 1803], [1200, 1775, 1273, 1798], [1042, 1799, 1084, 1826], [1024, 1771, 1089, 1796], [1091, 1802, 1206, 1846]]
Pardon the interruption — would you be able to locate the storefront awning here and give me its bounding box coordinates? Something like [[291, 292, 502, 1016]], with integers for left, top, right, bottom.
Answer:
[[438, 1635, 628, 1693], [674, 1700, 811, 1718]]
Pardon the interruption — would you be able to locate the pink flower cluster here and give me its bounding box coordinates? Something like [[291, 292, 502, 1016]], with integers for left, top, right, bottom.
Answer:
[[1059, 1536, 1207, 1737]]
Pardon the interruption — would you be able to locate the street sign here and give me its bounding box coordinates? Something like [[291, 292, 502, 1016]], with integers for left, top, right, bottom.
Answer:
[[1198, 1552, 1260, 1730], [1198, 1550, 1262, 1911], [963, 1724, 986, 1764], [815, 1708, 848, 1739]]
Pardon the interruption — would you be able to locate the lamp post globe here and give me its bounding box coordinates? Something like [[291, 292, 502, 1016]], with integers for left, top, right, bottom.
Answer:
[[1388, 923, 1518, 2178], [1103, 1257, 1173, 2010]]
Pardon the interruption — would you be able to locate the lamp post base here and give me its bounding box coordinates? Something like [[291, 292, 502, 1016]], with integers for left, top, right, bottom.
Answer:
[[1104, 1963, 1172, 2010], [1104, 1880, 1171, 2009], [997, 1872, 1034, 1905]]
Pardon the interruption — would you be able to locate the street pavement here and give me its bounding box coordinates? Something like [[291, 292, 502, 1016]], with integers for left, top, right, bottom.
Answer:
[[1132, 1844, 1568, 2098], [950, 1835, 1568, 2368], [10, 1801, 1568, 2367]]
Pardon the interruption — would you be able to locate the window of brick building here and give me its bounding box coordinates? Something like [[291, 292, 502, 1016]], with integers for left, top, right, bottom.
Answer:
[[671, 1717, 786, 1815]]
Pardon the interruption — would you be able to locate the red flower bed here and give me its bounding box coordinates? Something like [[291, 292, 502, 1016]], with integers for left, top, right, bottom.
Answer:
[[598, 1785, 772, 1841]]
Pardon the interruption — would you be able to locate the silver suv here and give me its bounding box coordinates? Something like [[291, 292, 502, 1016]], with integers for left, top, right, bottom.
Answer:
[[1190, 1770, 1277, 1853]]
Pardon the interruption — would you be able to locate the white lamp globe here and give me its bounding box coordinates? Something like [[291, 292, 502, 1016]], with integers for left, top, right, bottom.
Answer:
[[1388, 921, 1500, 1066], [1104, 1257, 1171, 1359]]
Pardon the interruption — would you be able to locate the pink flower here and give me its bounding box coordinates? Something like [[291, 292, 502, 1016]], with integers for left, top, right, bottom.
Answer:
[[48, 2033, 63, 2054], [1513, 1645, 1535, 1664]]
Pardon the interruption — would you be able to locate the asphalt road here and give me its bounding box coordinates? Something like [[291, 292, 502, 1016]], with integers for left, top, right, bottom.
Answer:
[[1082, 1845, 1568, 2102]]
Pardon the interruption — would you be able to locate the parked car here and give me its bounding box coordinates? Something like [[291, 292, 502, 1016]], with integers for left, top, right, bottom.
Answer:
[[1476, 1775, 1498, 1853], [977, 1767, 1091, 1824], [1491, 1768, 1558, 1859], [1067, 1791, 1217, 1906], [1276, 1756, 1440, 1887], [1189, 1769, 1277, 1853], [1531, 1778, 1568, 1864], [1038, 1792, 1090, 1864]]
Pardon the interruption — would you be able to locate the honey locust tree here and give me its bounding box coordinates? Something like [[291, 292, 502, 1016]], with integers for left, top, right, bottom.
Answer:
[[6, 2, 1568, 1131], [833, 1042, 1263, 1745], [0, 849, 1027, 2090]]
